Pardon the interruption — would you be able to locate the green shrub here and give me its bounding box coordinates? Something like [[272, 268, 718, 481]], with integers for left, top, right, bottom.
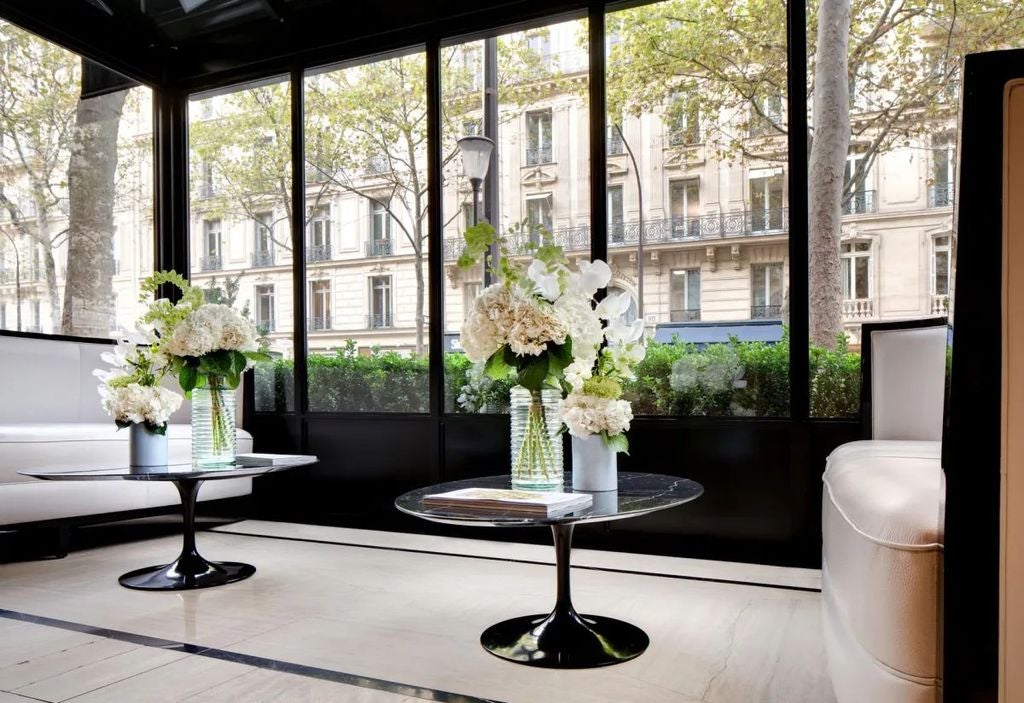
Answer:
[[253, 335, 865, 418]]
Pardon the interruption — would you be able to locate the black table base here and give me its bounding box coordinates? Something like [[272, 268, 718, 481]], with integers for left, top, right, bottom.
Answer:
[[118, 479, 255, 591], [480, 523, 649, 668]]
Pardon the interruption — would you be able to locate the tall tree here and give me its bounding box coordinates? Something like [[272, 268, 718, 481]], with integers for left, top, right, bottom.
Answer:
[[603, 0, 1024, 342]]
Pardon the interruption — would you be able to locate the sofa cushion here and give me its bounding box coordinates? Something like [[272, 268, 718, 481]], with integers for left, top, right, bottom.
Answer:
[[823, 439, 944, 682]]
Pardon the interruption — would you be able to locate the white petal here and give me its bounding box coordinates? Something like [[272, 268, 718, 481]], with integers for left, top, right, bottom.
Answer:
[[596, 291, 631, 320], [579, 259, 611, 294]]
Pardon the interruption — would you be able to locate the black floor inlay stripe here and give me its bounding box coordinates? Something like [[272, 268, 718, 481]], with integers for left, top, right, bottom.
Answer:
[[211, 527, 822, 594], [0, 609, 504, 703]]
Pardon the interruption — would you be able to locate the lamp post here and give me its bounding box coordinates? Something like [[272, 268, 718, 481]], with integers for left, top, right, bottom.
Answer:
[[458, 135, 497, 284]]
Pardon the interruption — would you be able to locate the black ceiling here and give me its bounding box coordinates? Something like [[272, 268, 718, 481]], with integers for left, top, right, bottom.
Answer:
[[0, 0, 593, 91]]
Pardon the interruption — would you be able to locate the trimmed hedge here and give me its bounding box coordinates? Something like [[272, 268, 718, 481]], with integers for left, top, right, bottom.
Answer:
[[254, 336, 864, 417]]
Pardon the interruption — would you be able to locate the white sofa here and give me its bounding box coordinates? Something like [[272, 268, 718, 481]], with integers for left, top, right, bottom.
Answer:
[[0, 333, 252, 527], [822, 321, 947, 703]]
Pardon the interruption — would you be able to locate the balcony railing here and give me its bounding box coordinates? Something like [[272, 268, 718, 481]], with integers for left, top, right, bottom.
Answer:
[[0, 267, 44, 283], [668, 129, 701, 147], [842, 298, 874, 319], [751, 304, 782, 319], [251, 250, 275, 268], [931, 294, 950, 315], [670, 308, 702, 322], [366, 239, 394, 257], [256, 320, 275, 335], [842, 190, 878, 216], [308, 315, 332, 331], [444, 209, 790, 260], [199, 255, 222, 272], [368, 313, 393, 329], [525, 146, 553, 166], [928, 182, 955, 208], [607, 135, 625, 155], [306, 243, 332, 263]]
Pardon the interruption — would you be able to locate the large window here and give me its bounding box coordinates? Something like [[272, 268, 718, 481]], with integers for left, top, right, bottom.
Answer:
[[525, 110, 553, 165], [188, 78, 294, 411], [0, 22, 153, 338], [304, 50, 430, 412], [606, 0, 789, 417], [841, 241, 872, 302]]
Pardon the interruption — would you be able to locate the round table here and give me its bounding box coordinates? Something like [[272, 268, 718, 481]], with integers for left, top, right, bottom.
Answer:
[[20, 457, 317, 591], [395, 472, 703, 669]]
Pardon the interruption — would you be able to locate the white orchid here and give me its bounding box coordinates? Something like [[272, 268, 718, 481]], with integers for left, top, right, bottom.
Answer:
[[526, 259, 562, 302], [595, 290, 632, 320], [605, 316, 645, 346], [576, 259, 611, 296]]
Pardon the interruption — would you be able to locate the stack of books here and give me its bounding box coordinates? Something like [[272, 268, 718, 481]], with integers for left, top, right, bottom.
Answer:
[[422, 488, 593, 517]]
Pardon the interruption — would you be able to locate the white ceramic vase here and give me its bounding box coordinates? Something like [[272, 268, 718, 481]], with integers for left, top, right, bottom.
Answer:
[[130, 423, 167, 467], [571, 434, 618, 491]]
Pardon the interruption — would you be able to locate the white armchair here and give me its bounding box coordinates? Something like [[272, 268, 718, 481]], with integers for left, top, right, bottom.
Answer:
[[822, 319, 948, 703]]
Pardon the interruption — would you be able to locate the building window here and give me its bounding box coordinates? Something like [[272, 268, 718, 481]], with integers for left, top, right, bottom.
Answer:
[[841, 241, 872, 300], [309, 280, 332, 331], [201, 161, 215, 198], [253, 212, 274, 267], [369, 199, 393, 256], [751, 262, 784, 318], [462, 202, 474, 231], [929, 134, 955, 207], [668, 93, 701, 146], [463, 281, 482, 320], [201, 219, 222, 271], [526, 195, 553, 237], [369, 275, 393, 329], [525, 110, 552, 165], [749, 93, 784, 137], [669, 178, 701, 238], [30, 300, 41, 332], [607, 122, 625, 155], [308, 206, 332, 262], [526, 32, 551, 68], [749, 172, 784, 232], [933, 235, 952, 299], [462, 46, 482, 91], [608, 185, 625, 242], [255, 284, 275, 333], [669, 269, 702, 321], [843, 151, 875, 215]]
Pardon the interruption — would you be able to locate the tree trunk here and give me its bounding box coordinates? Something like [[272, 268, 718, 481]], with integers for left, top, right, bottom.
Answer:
[[414, 236, 425, 356], [808, 0, 851, 348], [32, 207, 60, 332], [62, 90, 126, 337]]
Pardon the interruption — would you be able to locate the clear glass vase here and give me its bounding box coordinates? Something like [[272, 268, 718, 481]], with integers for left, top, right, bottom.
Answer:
[[192, 375, 236, 467], [509, 385, 564, 490]]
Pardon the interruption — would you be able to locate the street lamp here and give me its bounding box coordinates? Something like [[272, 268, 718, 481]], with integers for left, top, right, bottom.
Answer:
[[457, 135, 494, 226]]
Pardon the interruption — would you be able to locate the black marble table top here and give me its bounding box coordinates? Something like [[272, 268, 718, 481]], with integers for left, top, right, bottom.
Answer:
[[19, 456, 318, 482], [395, 472, 704, 527]]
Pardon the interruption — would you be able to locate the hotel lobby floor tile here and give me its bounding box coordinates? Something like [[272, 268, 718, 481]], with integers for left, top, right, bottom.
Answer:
[[0, 526, 835, 703]]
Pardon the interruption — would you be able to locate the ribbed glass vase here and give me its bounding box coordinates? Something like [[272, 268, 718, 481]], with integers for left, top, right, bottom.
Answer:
[[191, 375, 236, 467], [509, 385, 564, 490]]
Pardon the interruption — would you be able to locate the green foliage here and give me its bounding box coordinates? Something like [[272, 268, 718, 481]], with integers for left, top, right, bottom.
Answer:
[[255, 339, 864, 417]]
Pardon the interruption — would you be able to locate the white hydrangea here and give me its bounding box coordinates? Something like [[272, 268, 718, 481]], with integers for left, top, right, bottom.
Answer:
[[554, 291, 603, 362], [164, 304, 259, 358], [460, 284, 567, 362], [561, 392, 633, 438], [100, 383, 183, 429]]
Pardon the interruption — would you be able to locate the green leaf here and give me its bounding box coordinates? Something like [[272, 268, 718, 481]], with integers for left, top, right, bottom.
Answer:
[[517, 355, 550, 391], [547, 338, 574, 374], [603, 432, 629, 455], [484, 348, 513, 380], [179, 365, 198, 395]]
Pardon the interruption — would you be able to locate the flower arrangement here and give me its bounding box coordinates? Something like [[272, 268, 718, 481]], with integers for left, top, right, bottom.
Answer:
[[138, 271, 268, 394], [458, 221, 647, 484], [94, 331, 183, 434]]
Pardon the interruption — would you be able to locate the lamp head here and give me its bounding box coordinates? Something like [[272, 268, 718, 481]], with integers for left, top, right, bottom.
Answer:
[[457, 135, 495, 184]]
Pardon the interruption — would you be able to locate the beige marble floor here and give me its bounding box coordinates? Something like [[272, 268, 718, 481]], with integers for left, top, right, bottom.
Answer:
[[0, 523, 836, 703]]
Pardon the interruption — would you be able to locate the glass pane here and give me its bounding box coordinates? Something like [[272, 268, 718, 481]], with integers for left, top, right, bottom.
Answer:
[[188, 78, 294, 411], [303, 51, 430, 412], [0, 23, 154, 338], [935, 250, 949, 297], [442, 19, 591, 414], [807, 0, 971, 417]]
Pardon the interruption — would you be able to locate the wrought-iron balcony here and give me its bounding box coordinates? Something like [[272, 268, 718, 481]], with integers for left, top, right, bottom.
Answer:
[[842, 190, 878, 216], [256, 320, 275, 335], [307, 315, 332, 331], [368, 313, 393, 329], [199, 255, 222, 272], [306, 243, 332, 263], [842, 298, 874, 319], [366, 238, 394, 257], [928, 182, 955, 208], [668, 129, 701, 147], [931, 294, 950, 315], [670, 308, 702, 322], [751, 304, 783, 319], [444, 209, 791, 261], [525, 146, 553, 166], [251, 250, 275, 268]]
